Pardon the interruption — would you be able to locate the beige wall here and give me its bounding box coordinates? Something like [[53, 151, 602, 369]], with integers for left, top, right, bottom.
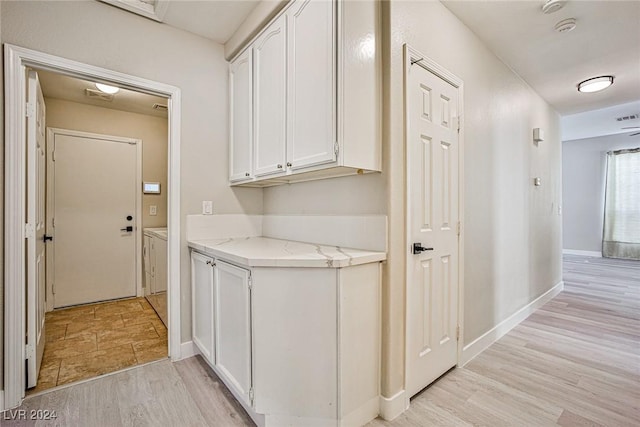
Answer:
[[45, 98, 169, 229], [264, 1, 563, 398], [1, 0, 263, 355]]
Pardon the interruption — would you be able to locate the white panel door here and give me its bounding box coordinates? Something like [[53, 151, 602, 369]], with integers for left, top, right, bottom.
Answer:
[[26, 70, 46, 388], [215, 260, 252, 405], [229, 49, 253, 182], [253, 14, 287, 177], [406, 63, 460, 397], [287, 0, 336, 170], [191, 251, 215, 364], [52, 133, 138, 307]]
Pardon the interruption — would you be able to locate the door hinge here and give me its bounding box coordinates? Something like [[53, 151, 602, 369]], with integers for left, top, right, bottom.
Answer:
[[24, 223, 35, 239], [26, 343, 35, 360], [334, 141, 339, 158], [248, 273, 253, 290], [52, 283, 56, 295], [249, 387, 254, 406], [26, 102, 35, 119], [456, 221, 461, 236], [52, 150, 56, 162], [456, 325, 460, 341], [456, 115, 461, 133], [52, 217, 56, 228]]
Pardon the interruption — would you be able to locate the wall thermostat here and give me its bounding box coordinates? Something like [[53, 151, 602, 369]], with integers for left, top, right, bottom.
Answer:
[[143, 182, 161, 194]]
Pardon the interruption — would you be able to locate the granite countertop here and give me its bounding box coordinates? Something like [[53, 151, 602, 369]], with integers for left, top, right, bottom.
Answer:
[[188, 236, 386, 268], [144, 227, 167, 240]]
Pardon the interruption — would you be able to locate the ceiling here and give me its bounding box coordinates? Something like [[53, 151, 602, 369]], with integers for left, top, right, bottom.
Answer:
[[38, 70, 169, 118], [442, 0, 640, 116]]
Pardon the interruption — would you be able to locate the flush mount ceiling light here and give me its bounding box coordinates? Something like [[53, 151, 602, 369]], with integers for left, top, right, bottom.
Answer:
[[542, 0, 567, 14], [577, 76, 614, 93], [554, 18, 577, 33], [95, 83, 120, 94]]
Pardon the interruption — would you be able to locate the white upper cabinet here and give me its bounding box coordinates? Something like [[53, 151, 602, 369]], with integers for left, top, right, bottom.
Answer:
[[253, 14, 287, 177], [287, 0, 336, 171], [229, 49, 253, 182], [229, 0, 380, 187]]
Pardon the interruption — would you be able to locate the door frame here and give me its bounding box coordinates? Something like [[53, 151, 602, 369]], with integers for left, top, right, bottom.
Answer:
[[4, 44, 182, 410], [403, 44, 465, 391], [45, 128, 144, 311]]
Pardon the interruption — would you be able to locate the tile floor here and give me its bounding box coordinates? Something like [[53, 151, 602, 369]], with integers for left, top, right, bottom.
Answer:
[[30, 297, 167, 394]]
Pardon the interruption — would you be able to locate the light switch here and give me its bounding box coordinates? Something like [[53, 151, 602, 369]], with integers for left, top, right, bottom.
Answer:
[[202, 201, 213, 215], [149, 205, 157, 216]]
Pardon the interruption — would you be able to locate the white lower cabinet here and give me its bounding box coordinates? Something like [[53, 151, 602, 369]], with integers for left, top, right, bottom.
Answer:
[[190, 249, 381, 427], [214, 260, 252, 405], [190, 252, 215, 364]]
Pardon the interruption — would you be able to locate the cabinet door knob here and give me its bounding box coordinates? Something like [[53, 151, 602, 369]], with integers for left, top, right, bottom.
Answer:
[[245, 172, 250, 177], [287, 162, 292, 167], [277, 164, 283, 169]]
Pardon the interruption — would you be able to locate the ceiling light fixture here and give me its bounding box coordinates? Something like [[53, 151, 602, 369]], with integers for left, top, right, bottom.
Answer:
[[95, 83, 120, 94], [542, 0, 567, 14], [577, 76, 614, 93], [554, 18, 577, 33]]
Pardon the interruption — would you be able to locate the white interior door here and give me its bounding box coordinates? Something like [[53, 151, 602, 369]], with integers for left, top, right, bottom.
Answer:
[[51, 131, 139, 308], [26, 70, 47, 388], [406, 61, 460, 397]]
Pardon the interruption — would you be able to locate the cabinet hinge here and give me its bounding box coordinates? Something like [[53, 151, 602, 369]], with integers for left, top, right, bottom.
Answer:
[[249, 387, 254, 405], [24, 223, 35, 239], [456, 325, 460, 341], [334, 141, 339, 158], [26, 343, 35, 360], [456, 221, 461, 236], [26, 102, 35, 119]]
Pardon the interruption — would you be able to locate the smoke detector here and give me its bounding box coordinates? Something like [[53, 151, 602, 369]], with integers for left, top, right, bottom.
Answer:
[[542, 0, 566, 14], [85, 88, 114, 102], [152, 103, 168, 111], [555, 18, 577, 33], [616, 114, 639, 122]]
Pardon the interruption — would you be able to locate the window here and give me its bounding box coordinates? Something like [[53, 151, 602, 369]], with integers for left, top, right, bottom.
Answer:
[[603, 148, 640, 260]]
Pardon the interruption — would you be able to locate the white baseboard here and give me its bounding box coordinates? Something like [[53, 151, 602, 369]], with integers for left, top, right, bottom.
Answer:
[[379, 390, 409, 421], [179, 341, 198, 360], [460, 281, 564, 366], [563, 249, 602, 257]]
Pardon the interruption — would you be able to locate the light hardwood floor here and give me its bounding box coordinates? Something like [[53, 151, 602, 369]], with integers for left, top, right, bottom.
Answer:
[[4, 255, 638, 426]]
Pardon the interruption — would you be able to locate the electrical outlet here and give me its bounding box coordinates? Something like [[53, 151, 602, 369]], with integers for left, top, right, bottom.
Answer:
[[150, 205, 157, 216], [202, 201, 213, 215]]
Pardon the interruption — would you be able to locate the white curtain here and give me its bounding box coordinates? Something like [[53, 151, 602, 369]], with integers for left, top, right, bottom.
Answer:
[[603, 148, 640, 260]]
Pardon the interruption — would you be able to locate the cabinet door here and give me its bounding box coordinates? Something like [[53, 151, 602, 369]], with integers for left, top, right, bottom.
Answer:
[[155, 237, 167, 293], [215, 260, 252, 405], [287, 0, 336, 170], [149, 237, 157, 294], [229, 49, 253, 182], [253, 14, 287, 177], [191, 251, 215, 364]]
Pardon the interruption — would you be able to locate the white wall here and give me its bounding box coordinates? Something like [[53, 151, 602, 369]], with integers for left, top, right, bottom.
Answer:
[[45, 98, 169, 229], [1, 0, 263, 352], [563, 133, 640, 253]]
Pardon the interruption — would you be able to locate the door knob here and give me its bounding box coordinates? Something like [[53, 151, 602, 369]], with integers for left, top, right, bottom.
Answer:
[[43, 234, 53, 242], [413, 243, 433, 254], [120, 226, 134, 232]]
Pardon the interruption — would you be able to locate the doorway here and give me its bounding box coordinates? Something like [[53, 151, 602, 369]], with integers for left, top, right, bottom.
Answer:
[[4, 44, 182, 410], [404, 45, 465, 398]]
